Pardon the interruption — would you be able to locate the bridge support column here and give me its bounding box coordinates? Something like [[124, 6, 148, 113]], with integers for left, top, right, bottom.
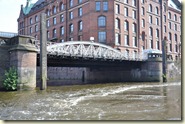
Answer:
[[9, 36, 38, 90]]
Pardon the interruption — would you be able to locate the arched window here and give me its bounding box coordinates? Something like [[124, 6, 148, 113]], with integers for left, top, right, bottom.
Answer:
[[46, 9, 50, 16], [149, 4, 152, 12], [35, 15, 38, 22], [168, 12, 171, 19], [155, 7, 159, 14], [98, 16, 106, 27], [53, 6, 57, 14], [115, 18, 120, 29], [60, 2, 64, 11], [141, 7, 145, 15], [174, 14, 177, 21]]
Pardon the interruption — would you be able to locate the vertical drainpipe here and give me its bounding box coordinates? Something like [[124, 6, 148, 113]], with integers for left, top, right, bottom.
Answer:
[[137, 1, 140, 53], [65, 0, 68, 41]]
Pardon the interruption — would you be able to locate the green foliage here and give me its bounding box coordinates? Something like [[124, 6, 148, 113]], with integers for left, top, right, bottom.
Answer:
[[3, 67, 18, 91]]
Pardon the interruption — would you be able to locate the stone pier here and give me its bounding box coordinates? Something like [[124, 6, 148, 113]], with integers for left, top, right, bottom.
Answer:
[[8, 35, 38, 90]]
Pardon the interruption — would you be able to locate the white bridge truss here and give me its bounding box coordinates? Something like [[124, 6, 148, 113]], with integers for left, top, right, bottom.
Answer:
[[45, 41, 143, 61]]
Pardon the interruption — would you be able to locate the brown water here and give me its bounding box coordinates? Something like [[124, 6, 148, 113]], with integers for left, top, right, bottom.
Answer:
[[0, 82, 181, 120]]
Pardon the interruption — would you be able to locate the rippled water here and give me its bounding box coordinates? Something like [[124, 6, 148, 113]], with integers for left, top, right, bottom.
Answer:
[[0, 82, 181, 120]]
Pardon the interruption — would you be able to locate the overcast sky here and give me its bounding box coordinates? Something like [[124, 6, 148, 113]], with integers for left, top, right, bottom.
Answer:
[[0, 0, 183, 33]]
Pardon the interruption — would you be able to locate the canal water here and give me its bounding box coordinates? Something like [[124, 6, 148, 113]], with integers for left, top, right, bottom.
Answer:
[[0, 82, 181, 120]]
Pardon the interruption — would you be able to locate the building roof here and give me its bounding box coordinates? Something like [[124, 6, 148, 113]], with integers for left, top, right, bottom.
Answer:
[[168, 0, 181, 11], [23, 0, 45, 15], [0, 31, 17, 38]]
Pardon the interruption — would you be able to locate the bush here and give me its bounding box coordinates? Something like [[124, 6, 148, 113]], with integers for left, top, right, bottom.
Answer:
[[3, 67, 18, 91]]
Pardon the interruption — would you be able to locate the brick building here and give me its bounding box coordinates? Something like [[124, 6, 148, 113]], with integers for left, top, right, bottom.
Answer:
[[18, 0, 181, 60]]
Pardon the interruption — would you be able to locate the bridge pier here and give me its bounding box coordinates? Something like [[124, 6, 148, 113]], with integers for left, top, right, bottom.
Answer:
[[9, 36, 38, 90]]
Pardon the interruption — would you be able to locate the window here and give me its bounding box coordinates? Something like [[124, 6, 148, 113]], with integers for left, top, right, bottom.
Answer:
[[70, 0, 73, 7], [53, 6, 57, 14], [115, 18, 120, 29], [124, 35, 129, 45], [35, 25, 38, 32], [78, 21, 83, 31], [47, 20, 50, 27], [175, 24, 177, 31], [169, 43, 172, 52], [53, 17, 56, 25], [169, 22, 171, 29], [132, 23, 136, 33], [60, 26, 64, 36], [115, 33, 121, 45], [156, 18, 159, 25], [124, 21, 129, 31], [30, 27, 32, 34], [132, 10, 136, 19], [149, 40, 153, 49], [47, 31, 50, 39], [35, 35, 38, 40], [60, 3, 64, 11], [78, 7, 83, 16], [168, 12, 171, 19], [47, 10, 50, 16], [141, 7, 145, 15], [30, 18, 32, 25], [142, 19, 145, 27], [174, 14, 177, 21], [115, 4, 120, 14], [124, 7, 128, 16], [96, 2, 101, 11], [35, 15, 38, 22], [69, 24, 74, 33], [141, 0, 144, 4], [164, 25, 166, 32], [98, 31, 106, 43], [155, 7, 159, 15], [156, 29, 159, 38], [175, 44, 178, 52], [174, 34, 177, 42], [103, 1, 108, 11], [133, 36, 137, 47], [53, 29, 56, 38], [133, 51, 137, 59], [124, 0, 128, 3], [168, 32, 172, 41], [149, 15, 152, 24], [78, 0, 82, 4], [156, 41, 160, 50], [98, 16, 106, 27], [149, 27, 153, 37], [60, 14, 64, 22], [149, 4, 152, 12], [164, 15, 166, 22], [125, 49, 129, 58], [69, 11, 73, 20], [132, 0, 136, 6]]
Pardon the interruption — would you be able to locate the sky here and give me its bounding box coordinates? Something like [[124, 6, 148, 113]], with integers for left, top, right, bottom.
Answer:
[[0, 0, 182, 33], [0, 0, 37, 33]]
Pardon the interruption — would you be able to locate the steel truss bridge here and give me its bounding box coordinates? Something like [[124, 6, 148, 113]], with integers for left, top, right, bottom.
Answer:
[[37, 41, 144, 62]]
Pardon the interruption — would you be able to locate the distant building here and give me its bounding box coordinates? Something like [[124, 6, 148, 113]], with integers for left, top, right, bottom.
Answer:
[[0, 31, 17, 38], [17, 0, 181, 60]]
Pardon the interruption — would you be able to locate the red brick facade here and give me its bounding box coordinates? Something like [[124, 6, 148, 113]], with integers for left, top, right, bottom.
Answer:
[[18, 0, 181, 60]]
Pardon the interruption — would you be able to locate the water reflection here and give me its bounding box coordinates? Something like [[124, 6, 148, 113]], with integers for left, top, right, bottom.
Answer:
[[0, 82, 181, 120]]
